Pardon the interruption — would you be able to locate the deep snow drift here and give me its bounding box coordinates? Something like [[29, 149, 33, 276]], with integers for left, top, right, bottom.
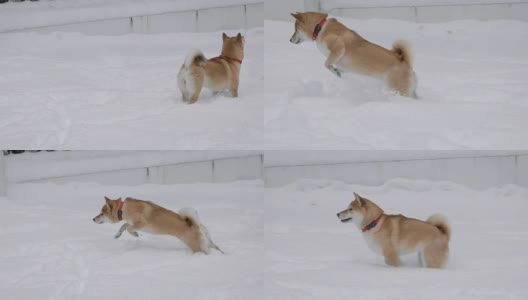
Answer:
[[266, 179, 528, 299], [0, 181, 263, 299], [0, 28, 263, 149], [264, 18, 528, 149]]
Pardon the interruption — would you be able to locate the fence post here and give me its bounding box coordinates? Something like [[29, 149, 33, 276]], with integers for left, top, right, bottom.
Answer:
[[0, 153, 6, 197]]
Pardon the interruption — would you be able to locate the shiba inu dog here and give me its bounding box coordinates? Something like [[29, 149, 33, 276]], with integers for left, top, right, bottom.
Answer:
[[93, 196, 223, 254], [290, 12, 417, 98], [337, 193, 450, 268], [178, 32, 244, 104]]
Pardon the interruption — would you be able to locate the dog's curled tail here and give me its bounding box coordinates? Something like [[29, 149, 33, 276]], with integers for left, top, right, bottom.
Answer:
[[179, 207, 224, 254], [392, 40, 412, 66], [184, 49, 206, 68], [427, 214, 451, 241]]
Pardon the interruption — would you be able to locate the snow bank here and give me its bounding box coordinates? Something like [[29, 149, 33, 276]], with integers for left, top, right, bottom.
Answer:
[[0, 180, 263, 300], [263, 18, 528, 149], [266, 178, 528, 299], [0, 27, 264, 149]]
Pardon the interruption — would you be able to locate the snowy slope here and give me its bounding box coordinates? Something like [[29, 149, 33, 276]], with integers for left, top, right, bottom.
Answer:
[[0, 180, 263, 300], [0, 28, 264, 149], [264, 18, 528, 149], [266, 179, 528, 299]]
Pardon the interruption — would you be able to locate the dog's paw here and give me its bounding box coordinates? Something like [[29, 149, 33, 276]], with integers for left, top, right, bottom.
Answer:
[[330, 67, 342, 78], [129, 231, 139, 237], [114, 232, 123, 239]]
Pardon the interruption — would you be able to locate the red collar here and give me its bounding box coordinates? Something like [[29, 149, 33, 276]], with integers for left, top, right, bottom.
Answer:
[[220, 55, 242, 64], [312, 17, 327, 40], [117, 201, 124, 221], [362, 215, 383, 232]]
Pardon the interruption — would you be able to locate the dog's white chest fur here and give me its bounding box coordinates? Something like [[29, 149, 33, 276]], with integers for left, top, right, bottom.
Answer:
[[363, 233, 383, 255], [316, 40, 330, 57]]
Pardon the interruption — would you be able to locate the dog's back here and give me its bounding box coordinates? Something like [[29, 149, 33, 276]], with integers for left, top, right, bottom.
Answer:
[[124, 198, 222, 254]]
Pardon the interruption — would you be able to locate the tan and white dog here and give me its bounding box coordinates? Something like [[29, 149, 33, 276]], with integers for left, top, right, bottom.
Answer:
[[337, 193, 450, 268], [93, 196, 223, 254], [290, 12, 417, 98], [178, 33, 244, 104]]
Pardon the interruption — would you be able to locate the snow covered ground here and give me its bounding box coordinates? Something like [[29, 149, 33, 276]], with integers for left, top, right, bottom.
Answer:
[[264, 18, 528, 149], [0, 27, 263, 149], [1, 161, 527, 299], [266, 179, 528, 299], [0, 180, 263, 299]]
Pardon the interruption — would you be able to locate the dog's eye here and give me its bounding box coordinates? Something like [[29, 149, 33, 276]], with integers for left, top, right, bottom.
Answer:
[[348, 209, 353, 211]]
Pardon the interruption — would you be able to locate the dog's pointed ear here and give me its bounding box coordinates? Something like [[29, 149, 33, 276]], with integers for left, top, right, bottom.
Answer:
[[104, 196, 112, 206], [290, 12, 303, 22], [354, 192, 363, 206], [222, 32, 228, 41], [236, 33, 242, 41]]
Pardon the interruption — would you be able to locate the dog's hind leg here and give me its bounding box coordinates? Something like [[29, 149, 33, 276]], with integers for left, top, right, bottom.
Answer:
[[188, 77, 203, 104], [422, 242, 449, 268], [387, 66, 417, 97], [178, 68, 189, 102], [210, 241, 224, 254]]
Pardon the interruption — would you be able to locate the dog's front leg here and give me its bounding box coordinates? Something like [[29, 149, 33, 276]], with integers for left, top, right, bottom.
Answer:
[[229, 79, 239, 98], [126, 221, 145, 238], [324, 42, 345, 78], [383, 249, 401, 267], [114, 223, 129, 239]]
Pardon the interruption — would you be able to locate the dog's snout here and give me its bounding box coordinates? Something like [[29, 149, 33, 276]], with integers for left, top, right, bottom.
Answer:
[[336, 213, 340, 217], [93, 217, 96, 222]]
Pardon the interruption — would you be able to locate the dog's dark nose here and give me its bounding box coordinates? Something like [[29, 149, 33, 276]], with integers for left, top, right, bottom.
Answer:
[[92, 218, 96, 222], [336, 213, 339, 217]]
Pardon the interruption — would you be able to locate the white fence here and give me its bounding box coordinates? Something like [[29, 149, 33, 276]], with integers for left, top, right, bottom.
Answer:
[[3, 151, 528, 193], [3, 152, 263, 186], [1, 2, 263, 35], [265, 0, 528, 22], [264, 151, 528, 189]]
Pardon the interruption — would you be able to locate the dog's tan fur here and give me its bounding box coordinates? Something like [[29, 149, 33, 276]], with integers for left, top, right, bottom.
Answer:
[[93, 197, 223, 254], [337, 193, 450, 268], [290, 12, 417, 98], [178, 33, 244, 104]]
